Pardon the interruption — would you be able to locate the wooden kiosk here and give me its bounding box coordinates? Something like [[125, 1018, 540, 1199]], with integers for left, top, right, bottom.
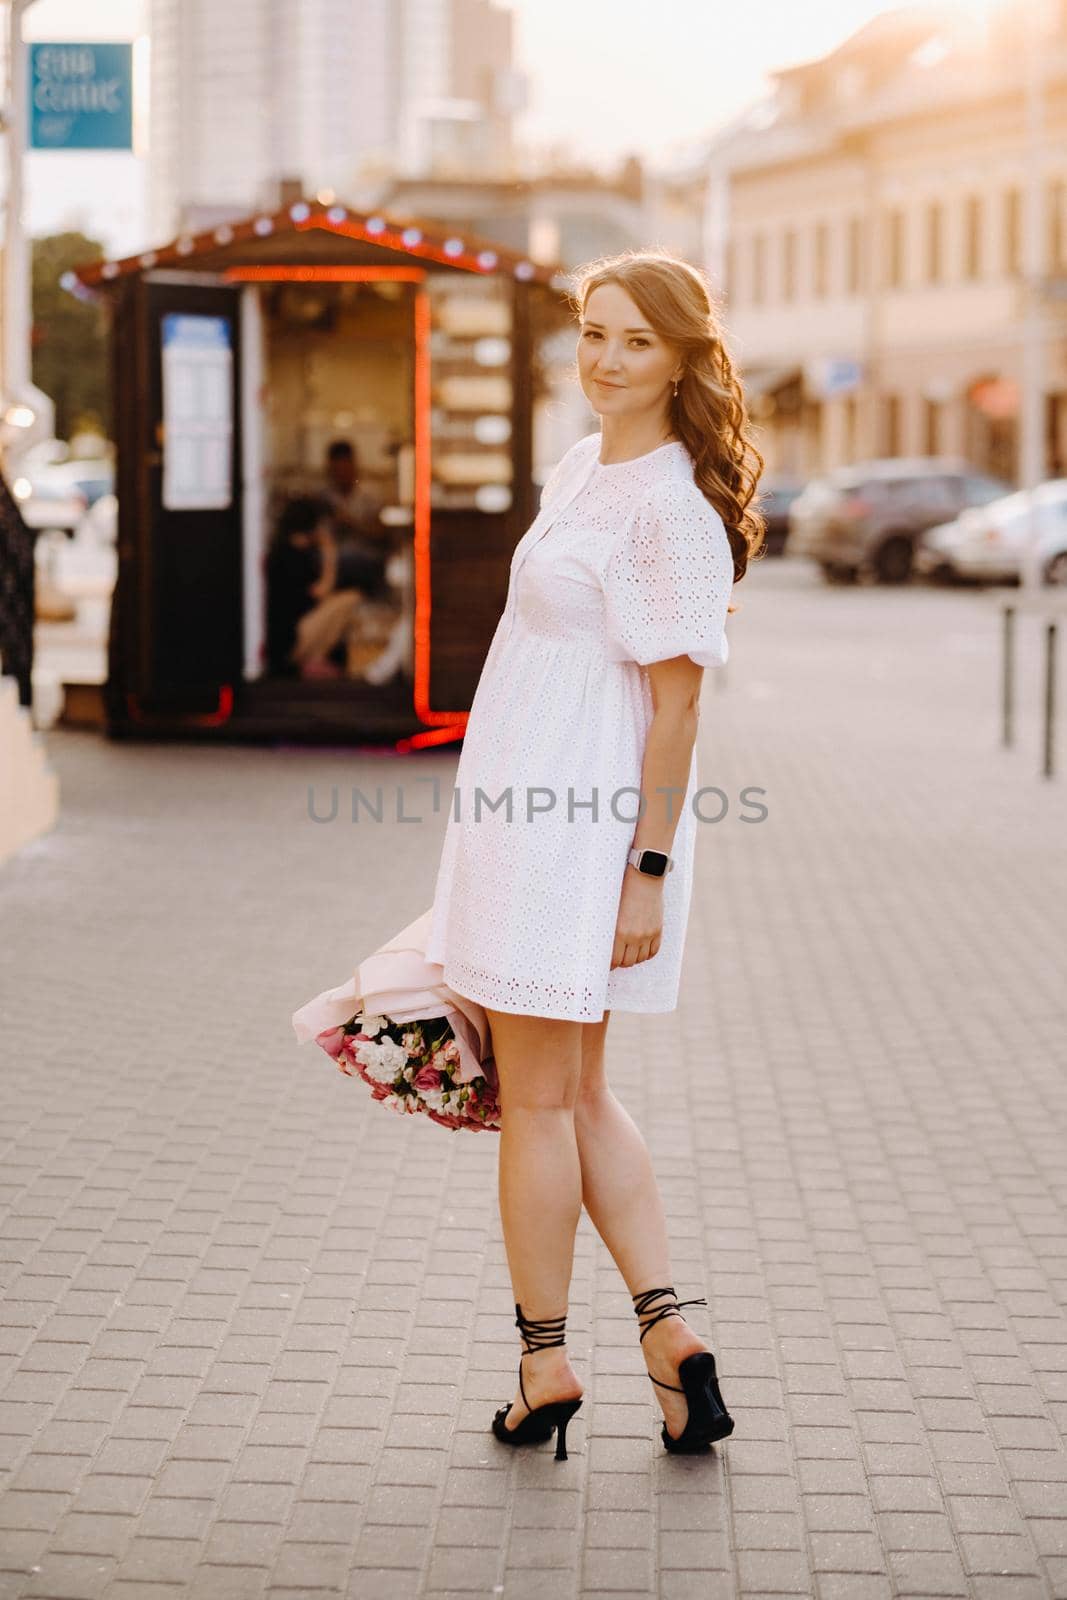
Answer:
[[68, 199, 568, 747]]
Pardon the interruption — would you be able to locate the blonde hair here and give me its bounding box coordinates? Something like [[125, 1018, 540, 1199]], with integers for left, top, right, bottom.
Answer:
[[572, 250, 766, 594]]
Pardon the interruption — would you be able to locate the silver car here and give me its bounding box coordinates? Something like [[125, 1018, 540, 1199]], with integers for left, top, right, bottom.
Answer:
[[916, 480, 1067, 586]]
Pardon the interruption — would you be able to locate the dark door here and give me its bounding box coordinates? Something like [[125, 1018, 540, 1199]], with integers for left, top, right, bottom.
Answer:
[[116, 274, 243, 704]]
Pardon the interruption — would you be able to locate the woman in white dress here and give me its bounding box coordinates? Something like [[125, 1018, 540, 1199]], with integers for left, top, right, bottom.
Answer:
[[425, 251, 765, 1458]]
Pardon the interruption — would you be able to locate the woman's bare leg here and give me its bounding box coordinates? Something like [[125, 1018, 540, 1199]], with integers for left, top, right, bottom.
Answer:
[[574, 1014, 709, 1440], [486, 1006, 585, 1429]]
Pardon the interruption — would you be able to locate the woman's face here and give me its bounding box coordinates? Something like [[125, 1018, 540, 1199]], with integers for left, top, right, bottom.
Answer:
[[577, 281, 682, 426]]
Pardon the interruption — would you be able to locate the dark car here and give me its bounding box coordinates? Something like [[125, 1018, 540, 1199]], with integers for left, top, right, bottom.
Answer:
[[785, 458, 1010, 583], [754, 478, 804, 558]]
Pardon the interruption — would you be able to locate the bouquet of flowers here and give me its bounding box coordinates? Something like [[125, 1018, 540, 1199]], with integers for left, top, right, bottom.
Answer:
[[292, 908, 501, 1134], [313, 1012, 500, 1131]]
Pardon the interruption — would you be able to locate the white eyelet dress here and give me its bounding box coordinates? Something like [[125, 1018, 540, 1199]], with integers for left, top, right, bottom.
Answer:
[[423, 430, 736, 1022]]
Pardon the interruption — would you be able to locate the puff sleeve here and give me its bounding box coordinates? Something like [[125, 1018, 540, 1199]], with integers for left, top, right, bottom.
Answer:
[[602, 478, 735, 668]]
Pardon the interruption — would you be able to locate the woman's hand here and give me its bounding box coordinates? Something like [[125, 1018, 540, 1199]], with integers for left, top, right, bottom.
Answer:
[[610, 870, 665, 969]]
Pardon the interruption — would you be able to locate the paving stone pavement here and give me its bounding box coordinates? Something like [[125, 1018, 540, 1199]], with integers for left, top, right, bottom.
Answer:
[[1, 561, 1066, 1600]]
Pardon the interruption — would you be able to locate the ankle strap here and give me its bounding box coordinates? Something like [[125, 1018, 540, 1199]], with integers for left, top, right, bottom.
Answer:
[[514, 1302, 567, 1354], [631, 1286, 708, 1343]]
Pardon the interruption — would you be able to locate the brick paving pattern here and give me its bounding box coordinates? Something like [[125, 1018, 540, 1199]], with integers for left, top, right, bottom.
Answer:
[[1, 562, 1065, 1599]]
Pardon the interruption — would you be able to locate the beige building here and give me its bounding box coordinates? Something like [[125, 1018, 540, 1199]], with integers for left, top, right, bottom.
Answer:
[[708, 3, 1067, 484]]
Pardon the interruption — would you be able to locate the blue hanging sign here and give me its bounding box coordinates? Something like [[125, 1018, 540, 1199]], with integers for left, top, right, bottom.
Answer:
[[30, 42, 133, 151]]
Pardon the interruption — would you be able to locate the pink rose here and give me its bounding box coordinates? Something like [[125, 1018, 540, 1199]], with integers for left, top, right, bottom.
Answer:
[[315, 1026, 348, 1059], [413, 1063, 443, 1092]]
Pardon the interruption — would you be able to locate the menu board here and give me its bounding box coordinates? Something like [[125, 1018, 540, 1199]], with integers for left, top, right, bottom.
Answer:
[[428, 278, 513, 512], [161, 313, 234, 511]]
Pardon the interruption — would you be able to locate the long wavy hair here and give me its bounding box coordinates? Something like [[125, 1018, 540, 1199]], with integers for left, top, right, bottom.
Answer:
[[571, 250, 767, 589]]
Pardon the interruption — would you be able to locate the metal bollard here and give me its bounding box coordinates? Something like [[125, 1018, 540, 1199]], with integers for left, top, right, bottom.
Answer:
[[1043, 621, 1057, 780], [1002, 604, 1015, 748]]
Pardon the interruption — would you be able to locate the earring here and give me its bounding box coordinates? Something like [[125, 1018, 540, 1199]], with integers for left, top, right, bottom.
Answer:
[[672, 378, 681, 398]]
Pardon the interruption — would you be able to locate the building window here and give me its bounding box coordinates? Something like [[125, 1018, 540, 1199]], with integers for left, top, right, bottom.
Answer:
[[924, 397, 941, 455], [847, 215, 864, 294], [814, 221, 830, 297], [782, 228, 797, 301], [882, 393, 901, 456], [1004, 188, 1021, 275], [964, 194, 982, 278], [926, 202, 943, 283], [845, 393, 859, 459], [752, 233, 766, 305], [1049, 179, 1066, 272], [811, 399, 825, 473], [887, 209, 905, 288]]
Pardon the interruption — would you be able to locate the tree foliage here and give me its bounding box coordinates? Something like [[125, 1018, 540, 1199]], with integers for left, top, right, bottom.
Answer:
[[32, 232, 109, 442]]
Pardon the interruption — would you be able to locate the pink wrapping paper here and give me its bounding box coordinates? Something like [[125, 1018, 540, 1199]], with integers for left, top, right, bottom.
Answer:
[[291, 908, 492, 1085]]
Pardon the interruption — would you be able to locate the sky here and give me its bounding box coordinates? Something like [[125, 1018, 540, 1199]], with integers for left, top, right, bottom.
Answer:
[[20, 0, 942, 255], [509, 0, 930, 165]]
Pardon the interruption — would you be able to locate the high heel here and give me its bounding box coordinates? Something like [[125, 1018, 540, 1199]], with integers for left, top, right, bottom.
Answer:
[[491, 1304, 583, 1461], [632, 1286, 734, 1453]]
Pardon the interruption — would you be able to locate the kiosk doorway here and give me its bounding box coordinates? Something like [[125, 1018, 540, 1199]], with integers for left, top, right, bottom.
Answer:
[[234, 266, 426, 696]]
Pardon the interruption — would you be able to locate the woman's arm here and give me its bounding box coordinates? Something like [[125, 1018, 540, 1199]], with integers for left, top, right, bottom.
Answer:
[[610, 656, 703, 970]]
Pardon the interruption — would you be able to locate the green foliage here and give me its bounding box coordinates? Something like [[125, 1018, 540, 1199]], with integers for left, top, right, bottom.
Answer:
[[32, 232, 109, 442]]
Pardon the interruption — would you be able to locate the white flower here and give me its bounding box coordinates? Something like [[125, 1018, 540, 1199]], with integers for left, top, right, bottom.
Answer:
[[353, 1040, 397, 1085], [375, 1037, 409, 1076], [360, 1014, 387, 1038]]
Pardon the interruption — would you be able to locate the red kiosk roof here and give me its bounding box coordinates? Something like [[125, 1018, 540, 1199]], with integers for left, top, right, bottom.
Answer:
[[68, 197, 566, 292]]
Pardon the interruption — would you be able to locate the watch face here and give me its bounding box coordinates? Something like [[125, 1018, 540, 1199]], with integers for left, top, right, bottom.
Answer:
[[640, 850, 668, 878]]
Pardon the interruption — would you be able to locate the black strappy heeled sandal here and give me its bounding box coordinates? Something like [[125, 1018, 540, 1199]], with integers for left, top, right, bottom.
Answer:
[[491, 1304, 583, 1462], [633, 1285, 734, 1454]]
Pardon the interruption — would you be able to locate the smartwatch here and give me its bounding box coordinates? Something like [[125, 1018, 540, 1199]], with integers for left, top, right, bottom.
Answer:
[[627, 846, 675, 878]]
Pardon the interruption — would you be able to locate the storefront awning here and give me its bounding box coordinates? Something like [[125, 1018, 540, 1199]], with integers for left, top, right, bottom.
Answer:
[[741, 364, 803, 398]]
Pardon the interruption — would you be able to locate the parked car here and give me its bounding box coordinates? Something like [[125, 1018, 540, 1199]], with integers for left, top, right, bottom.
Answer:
[[916, 479, 1067, 586], [755, 477, 804, 558], [78, 492, 118, 547], [11, 458, 114, 535], [12, 474, 89, 533], [786, 458, 1011, 583]]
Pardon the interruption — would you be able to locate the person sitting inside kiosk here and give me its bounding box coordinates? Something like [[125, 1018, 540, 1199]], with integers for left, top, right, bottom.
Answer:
[[322, 439, 389, 594], [266, 495, 382, 680]]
